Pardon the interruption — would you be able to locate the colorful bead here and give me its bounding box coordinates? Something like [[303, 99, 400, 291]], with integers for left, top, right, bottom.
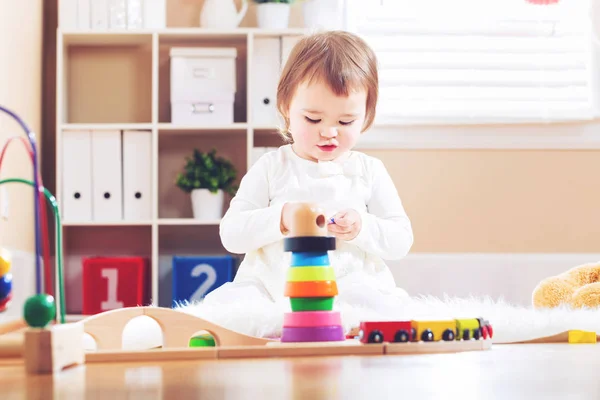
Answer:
[[0, 273, 12, 302], [23, 294, 55, 328]]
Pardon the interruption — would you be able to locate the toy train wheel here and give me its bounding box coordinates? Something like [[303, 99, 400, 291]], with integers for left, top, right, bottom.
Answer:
[[421, 329, 434, 342], [368, 330, 384, 343], [394, 329, 410, 343], [442, 329, 455, 341], [411, 328, 417, 342], [462, 329, 471, 340], [473, 328, 482, 340], [482, 326, 489, 339]]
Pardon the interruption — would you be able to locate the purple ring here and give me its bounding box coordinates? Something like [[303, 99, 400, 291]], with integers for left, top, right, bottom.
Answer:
[[281, 325, 345, 342]]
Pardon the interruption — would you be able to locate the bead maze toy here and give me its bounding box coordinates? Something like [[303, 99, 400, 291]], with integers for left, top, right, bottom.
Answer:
[[0, 104, 493, 373]]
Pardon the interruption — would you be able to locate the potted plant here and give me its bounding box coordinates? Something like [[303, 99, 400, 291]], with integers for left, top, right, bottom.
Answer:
[[175, 148, 237, 220], [252, 0, 294, 29]]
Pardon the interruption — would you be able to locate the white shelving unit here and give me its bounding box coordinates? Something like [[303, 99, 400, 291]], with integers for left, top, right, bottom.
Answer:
[[55, 28, 305, 317]]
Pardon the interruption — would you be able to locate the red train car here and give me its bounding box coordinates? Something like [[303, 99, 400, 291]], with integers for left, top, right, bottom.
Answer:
[[358, 321, 414, 344]]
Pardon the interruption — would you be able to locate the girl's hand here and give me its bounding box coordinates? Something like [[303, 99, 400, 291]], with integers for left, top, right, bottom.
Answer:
[[327, 209, 362, 240], [280, 202, 300, 234]]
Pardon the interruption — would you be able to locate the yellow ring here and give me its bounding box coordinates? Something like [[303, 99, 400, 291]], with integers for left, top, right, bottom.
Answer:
[[287, 266, 336, 282]]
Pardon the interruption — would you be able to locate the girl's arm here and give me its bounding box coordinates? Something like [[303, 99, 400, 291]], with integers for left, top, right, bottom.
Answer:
[[219, 156, 285, 254], [347, 159, 414, 260]]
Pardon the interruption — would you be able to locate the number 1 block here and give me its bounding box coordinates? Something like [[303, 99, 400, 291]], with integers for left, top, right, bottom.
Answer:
[[82, 257, 150, 315]]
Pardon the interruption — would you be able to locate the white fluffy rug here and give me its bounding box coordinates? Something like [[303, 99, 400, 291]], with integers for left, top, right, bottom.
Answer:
[[120, 294, 600, 350]]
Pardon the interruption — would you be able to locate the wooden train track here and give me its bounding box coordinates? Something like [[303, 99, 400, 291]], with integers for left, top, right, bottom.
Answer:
[[0, 306, 494, 374]]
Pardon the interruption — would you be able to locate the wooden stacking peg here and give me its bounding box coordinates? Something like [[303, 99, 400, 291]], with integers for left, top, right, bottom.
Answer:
[[288, 202, 328, 238], [281, 202, 344, 343]]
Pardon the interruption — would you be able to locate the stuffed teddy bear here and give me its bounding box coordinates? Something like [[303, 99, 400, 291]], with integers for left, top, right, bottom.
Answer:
[[532, 261, 600, 309]]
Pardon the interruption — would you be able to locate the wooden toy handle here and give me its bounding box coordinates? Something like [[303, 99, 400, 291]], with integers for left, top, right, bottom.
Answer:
[[289, 203, 327, 237]]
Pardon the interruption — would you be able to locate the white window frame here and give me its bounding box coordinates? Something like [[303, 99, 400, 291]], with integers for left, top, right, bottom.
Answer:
[[343, 0, 600, 150]]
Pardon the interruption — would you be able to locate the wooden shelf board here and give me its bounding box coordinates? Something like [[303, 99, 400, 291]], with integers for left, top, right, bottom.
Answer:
[[158, 218, 221, 226], [60, 28, 307, 46], [253, 125, 279, 132], [157, 123, 248, 133], [61, 30, 154, 46], [62, 220, 154, 227], [61, 123, 153, 131], [157, 27, 307, 41]]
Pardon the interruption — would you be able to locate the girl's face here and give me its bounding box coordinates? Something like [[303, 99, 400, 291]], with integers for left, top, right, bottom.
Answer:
[[287, 80, 367, 162]]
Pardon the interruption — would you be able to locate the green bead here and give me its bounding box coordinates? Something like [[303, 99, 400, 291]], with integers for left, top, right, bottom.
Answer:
[[23, 294, 55, 328], [290, 297, 334, 311], [189, 334, 215, 347]]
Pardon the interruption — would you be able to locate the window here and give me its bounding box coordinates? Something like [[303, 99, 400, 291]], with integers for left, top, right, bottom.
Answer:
[[345, 0, 597, 126]]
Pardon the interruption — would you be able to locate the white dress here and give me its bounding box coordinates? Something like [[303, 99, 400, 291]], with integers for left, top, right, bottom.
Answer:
[[199, 144, 414, 334]]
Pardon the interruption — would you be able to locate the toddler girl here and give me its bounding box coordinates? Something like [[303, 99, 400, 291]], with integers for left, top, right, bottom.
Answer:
[[199, 30, 414, 337]]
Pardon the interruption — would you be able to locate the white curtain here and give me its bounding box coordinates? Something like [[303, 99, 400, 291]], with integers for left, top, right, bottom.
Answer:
[[345, 0, 596, 125]]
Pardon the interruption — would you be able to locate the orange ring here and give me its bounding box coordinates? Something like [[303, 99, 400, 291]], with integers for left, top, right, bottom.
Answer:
[[285, 280, 338, 297]]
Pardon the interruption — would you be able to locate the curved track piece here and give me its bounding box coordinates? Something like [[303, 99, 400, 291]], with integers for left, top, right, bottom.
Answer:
[[0, 318, 26, 335], [82, 307, 274, 350]]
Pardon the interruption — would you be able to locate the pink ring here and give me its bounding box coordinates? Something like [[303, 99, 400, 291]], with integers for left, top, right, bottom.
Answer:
[[283, 311, 341, 327]]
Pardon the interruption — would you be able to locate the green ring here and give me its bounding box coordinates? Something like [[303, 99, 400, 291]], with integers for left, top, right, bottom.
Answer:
[[290, 297, 334, 311]]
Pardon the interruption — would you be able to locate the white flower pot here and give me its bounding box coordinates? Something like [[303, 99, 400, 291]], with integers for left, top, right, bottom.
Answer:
[[302, 0, 344, 30], [256, 3, 290, 30], [191, 189, 224, 220]]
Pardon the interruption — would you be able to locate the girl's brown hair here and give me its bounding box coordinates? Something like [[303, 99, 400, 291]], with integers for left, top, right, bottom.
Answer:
[[276, 30, 379, 142]]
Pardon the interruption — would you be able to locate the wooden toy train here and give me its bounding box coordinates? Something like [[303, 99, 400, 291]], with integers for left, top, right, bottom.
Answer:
[[359, 317, 493, 344]]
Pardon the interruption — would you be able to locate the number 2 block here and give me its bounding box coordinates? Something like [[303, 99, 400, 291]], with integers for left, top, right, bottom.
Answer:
[[82, 257, 150, 315], [172, 255, 234, 306]]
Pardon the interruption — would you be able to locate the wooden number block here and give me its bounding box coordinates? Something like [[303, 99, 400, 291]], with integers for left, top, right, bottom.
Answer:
[[172, 255, 234, 306], [82, 257, 149, 315], [24, 323, 85, 374]]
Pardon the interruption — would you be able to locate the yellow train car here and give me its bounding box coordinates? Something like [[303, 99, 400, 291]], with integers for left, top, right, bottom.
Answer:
[[455, 318, 481, 340], [411, 319, 456, 342]]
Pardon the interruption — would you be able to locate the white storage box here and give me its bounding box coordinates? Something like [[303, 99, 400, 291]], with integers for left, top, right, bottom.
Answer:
[[171, 93, 235, 126], [170, 47, 237, 125]]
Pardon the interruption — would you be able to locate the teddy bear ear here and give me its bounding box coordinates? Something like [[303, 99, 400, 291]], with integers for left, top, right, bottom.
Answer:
[[531, 275, 572, 309]]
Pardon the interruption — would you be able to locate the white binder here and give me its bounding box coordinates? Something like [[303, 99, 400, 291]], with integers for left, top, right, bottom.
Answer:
[[108, 0, 127, 29], [59, 0, 78, 29], [90, 0, 108, 30], [77, 0, 90, 29], [62, 130, 93, 222], [252, 38, 281, 126], [91, 130, 123, 221], [143, 0, 166, 28], [122, 130, 152, 221], [127, 0, 143, 29]]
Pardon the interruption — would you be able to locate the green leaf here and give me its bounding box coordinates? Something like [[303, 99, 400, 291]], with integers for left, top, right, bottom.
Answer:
[[174, 147, 238, 196]]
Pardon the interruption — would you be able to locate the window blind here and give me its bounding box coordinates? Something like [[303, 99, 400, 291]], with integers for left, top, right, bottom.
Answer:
[[345, 0, 596, 125]]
